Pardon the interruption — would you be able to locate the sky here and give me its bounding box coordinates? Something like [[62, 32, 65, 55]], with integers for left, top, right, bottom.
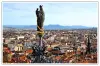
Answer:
[[2, 2, 98, 27]]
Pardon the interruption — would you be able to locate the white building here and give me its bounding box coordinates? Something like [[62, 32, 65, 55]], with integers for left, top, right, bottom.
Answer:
[[17, 36, 24, 40]]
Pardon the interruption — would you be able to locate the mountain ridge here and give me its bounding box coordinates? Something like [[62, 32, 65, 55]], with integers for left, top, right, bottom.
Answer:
[[3, 25, 97, 30]]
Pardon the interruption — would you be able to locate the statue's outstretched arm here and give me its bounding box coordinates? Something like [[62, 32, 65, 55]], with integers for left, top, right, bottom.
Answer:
[[36, 8, 39, 17]]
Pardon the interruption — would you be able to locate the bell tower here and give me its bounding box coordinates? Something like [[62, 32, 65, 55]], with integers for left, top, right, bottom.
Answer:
[[86, 35, 91, 54]]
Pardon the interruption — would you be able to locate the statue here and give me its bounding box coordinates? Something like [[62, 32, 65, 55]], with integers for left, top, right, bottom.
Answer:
[[36, 5, 45, 32], [36, 5, 45, 47]]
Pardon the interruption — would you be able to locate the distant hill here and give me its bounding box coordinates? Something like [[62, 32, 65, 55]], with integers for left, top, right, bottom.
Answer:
[[3, 25, 97, 30]]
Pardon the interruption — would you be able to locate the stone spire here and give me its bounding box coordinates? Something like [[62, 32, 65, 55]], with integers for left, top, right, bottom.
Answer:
[[86, 35, 91, 54]]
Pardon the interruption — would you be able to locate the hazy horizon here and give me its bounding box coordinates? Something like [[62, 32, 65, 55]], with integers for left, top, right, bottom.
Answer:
[[3, 24, 98, 27], [2, 2, 98, 27]]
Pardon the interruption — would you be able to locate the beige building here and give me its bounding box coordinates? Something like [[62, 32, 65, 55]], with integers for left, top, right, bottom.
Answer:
[[14, 44, 23, 51]]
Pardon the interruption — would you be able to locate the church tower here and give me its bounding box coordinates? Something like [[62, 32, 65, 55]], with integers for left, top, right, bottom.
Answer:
[[86, 35, 91, 54]]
